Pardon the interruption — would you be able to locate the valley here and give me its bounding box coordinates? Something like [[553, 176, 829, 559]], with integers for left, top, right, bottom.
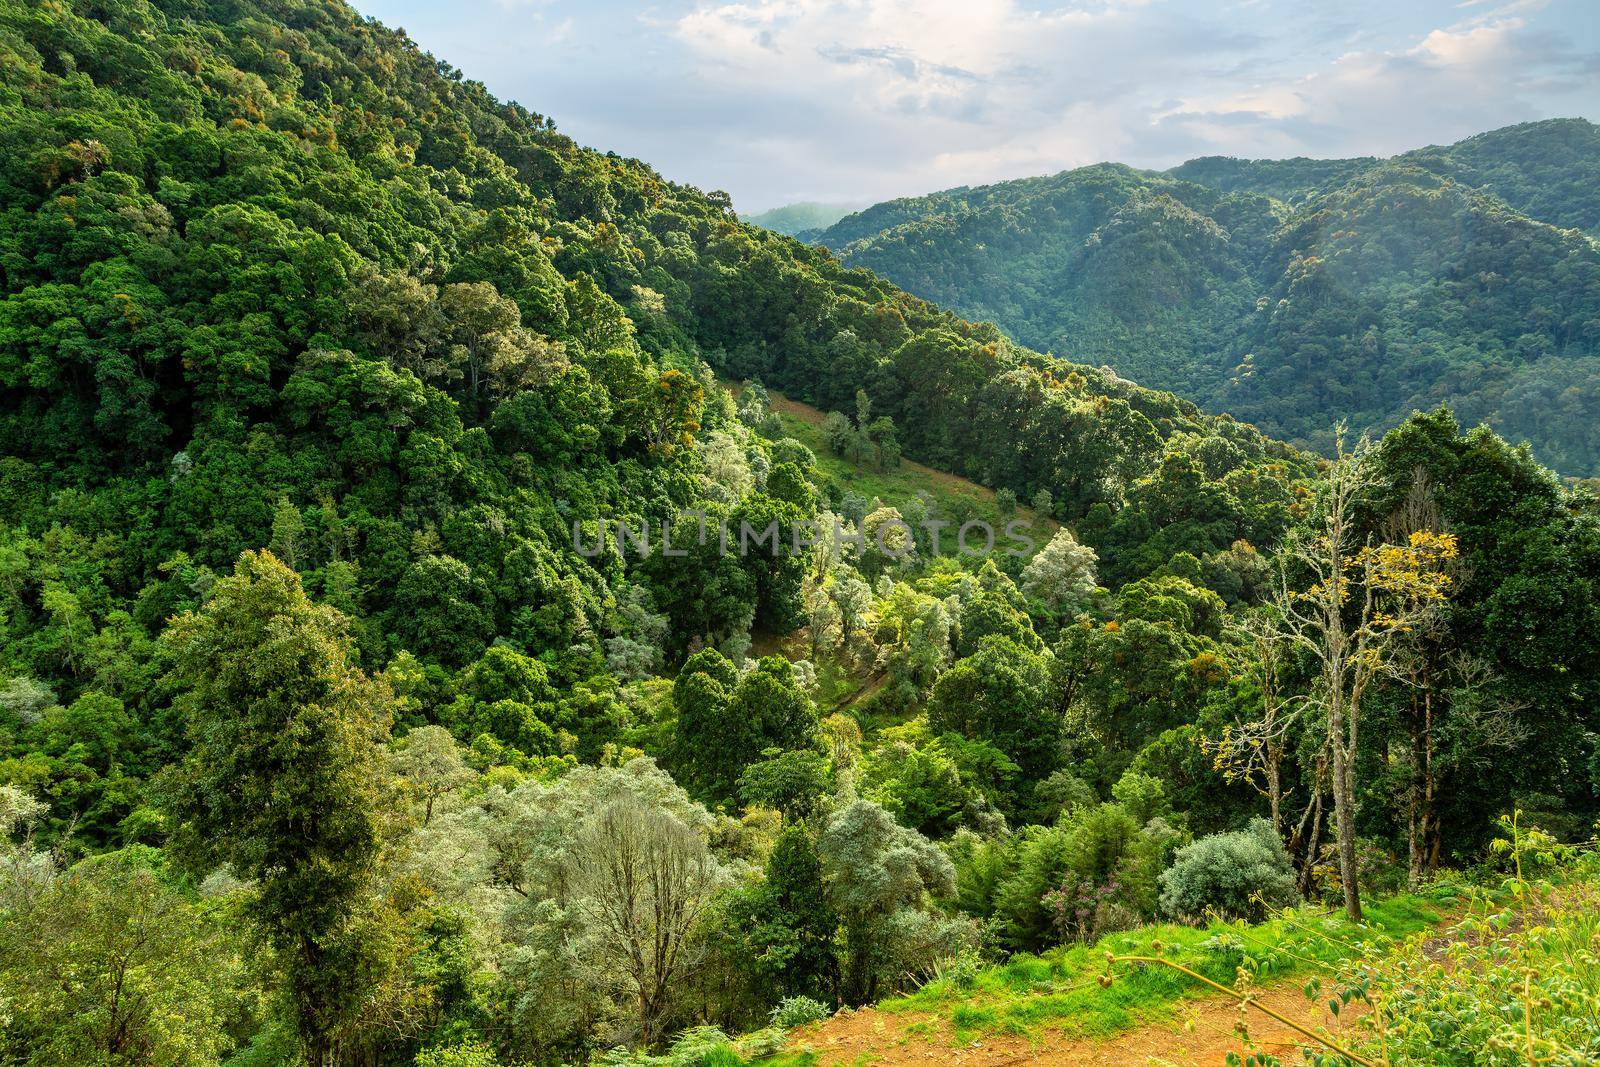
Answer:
[[0, 2, 1596, 1066]]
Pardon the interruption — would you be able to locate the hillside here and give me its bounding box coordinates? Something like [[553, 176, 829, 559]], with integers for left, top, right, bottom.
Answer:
[[0, 0, 1323, 1060], [742, 201, 864, 236], [809, 120, 1600, 474], [735, 383, 1057, 537], [3, 3, 1600, 1067], [789, 886, 1453, 1065]]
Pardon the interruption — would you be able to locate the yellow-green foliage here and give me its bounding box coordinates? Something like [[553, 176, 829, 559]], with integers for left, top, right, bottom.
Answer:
[[1311, 846, 1600, 1065]]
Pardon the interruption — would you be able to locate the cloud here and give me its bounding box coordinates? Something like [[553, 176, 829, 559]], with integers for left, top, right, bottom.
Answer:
[[1152, 8, 1599, 161], [357, 0, 1600, 210], [666, 0, 1276, 200]]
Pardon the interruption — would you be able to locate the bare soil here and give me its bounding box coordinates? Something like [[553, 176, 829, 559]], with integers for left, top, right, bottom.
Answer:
[[791, 978, 1369, 1066]]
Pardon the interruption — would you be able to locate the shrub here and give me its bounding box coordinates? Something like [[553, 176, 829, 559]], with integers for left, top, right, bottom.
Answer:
[[1157, 818, 1296, 920], [881, 907, 981, 993], [666, 1027, 742, 1067], [597, 1027, 743, 1067], [1326, 869, 1600, 1065], [734, 1028, 788, 1059], [769, 994, 830, 1028], [415, 1043, 500, 1067], [1035, 770, 1097, 821], [931, 950, 983, 991]]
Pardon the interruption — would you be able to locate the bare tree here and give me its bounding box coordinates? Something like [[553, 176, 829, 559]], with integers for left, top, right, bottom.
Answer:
[[1209, 608, 1336, 894], [1263, 429, 1457, 919], [1210, 606, 1309, 838]]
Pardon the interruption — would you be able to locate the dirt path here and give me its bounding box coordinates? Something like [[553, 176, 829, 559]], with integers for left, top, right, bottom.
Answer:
[[792, 978, 1368, 1066]]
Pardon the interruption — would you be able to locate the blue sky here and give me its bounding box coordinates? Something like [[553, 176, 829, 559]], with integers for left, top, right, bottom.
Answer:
[[354, 0, 1600, 212]]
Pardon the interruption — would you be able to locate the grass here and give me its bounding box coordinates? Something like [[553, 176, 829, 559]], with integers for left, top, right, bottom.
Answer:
[[754, 387, 1057, 549], [669, 858, 1599, 1066], [729, 885, 1464, 1065], [873, 884, 1462, 1045]]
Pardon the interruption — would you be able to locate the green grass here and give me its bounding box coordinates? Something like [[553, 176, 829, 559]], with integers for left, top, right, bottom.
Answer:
[[738, 885, 1466, 1064], [875, 884, 1462, 1045], [809, 655, 868, 710], [756, 389, 1056, 549], [741, 866, 1600, 1065]]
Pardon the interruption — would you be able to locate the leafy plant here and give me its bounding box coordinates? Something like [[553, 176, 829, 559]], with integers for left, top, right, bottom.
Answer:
[[768, 996, 830, 1029], [1158, 819, 1297, 921]]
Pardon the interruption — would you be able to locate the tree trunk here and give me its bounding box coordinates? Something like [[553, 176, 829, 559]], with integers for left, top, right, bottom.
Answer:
[[1296, 794, 1324, 900], [1406, 806, 1424, 890], [1287, 755, 1326, 900], [639, 988, 658, 1050], [1405, 680, 1439, 890], [843, 920, 876, 1006], [1267, 756, 1282, 839], [1406, 691, 1426, 889], [1328, 709, 1363, 920], [1263, 685, 1285, 838]]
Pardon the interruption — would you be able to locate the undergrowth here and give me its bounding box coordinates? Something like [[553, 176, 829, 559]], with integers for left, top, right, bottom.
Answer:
[[1296, 820, 1600, 1066]]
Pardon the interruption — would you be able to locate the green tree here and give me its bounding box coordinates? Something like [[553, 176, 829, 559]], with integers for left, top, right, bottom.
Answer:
[[673, 652, 818, 806], [387, 725, 475, 825], [163, 551, 392, 1064], [818, 799, 961, 1004], [928, 636, 1058, 794], [0, 849, 243, 1067], [725, 822, 839, 1004], [1021, 528, 1099, 615], [821, 410, 855, 457]]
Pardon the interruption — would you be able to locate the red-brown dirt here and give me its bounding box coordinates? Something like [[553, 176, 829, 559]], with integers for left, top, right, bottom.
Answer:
[[791, 978, 1370, 1066]]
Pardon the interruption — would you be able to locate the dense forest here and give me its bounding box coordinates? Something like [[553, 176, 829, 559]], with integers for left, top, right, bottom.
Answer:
[[805, 120, 1600, 475], [1, 1, 1598, 1065]]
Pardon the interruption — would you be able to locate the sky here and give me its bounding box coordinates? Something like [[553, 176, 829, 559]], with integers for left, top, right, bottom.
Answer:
[[353, 0, 1600, 213]]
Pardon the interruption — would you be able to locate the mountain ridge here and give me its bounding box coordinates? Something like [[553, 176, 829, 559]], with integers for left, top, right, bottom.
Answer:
[[805, 119, 1600, 474]]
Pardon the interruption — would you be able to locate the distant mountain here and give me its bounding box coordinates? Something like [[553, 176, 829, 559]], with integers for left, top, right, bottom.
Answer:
[[743, 200, 866, 236], [808, 120, 1600, 474]]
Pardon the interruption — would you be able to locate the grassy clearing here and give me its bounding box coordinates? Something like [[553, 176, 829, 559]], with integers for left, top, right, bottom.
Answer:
[[755, 388, 1057, 546], [629, 863, 1600, 1067], [872, 885, 1460, 1046]]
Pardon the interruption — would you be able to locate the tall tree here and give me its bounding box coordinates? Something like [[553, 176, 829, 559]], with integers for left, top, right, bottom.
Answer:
[[673, 652, 818, 806], [565, 793, 725, 1047], [1266, 435, 1456, 919], [1021, 528, 1100, 615], [819, 799, 960, 1005], [162, 551, 392, 1065], [728, 821, 839, 1002]]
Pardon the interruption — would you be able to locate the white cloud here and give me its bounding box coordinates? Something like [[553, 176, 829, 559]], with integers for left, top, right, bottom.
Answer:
[[1151, 7, 1595, 163], [668, 0, 1248, 199], [357, 0, 1600, 209]]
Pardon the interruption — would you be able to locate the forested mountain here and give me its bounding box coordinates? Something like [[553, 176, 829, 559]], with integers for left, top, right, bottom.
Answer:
[[2, 2, 1599, 1066], [810, 120, 1600, 474], [741, 201, 864, 236]]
